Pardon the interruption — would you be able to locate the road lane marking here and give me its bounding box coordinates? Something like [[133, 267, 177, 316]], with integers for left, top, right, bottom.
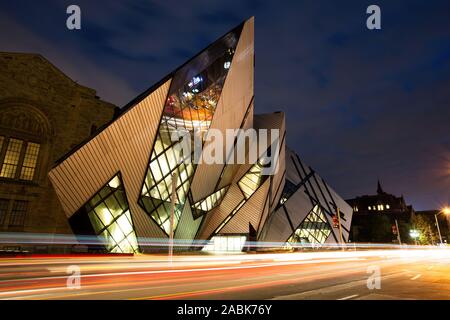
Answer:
[[338, 294, 359, 300], [410, 274, 421, 280]]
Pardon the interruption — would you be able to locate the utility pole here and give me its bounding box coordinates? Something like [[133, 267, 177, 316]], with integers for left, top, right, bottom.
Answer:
[[337, 207, 344, 250], [395, 219, 402, 246], [435, 213, 443, 245], [168, 171, 178, 265]]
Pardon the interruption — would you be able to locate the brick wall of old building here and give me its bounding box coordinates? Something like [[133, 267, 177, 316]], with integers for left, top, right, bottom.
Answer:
[[0, 52, 117, 243]]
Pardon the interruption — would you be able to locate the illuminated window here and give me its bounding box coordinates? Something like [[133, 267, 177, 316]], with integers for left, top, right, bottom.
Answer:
[[139, 25, 242, 235], [192, 186, 228, 218], [386, 204, 390, 209], [202, 235, 247, 252], [0, 199, 9, 226], [285, 205, 332, 248], [0, 138, 23, 178], [20, 142, 40, 180], [9, 200, 28, 227], [238, 154, 270, 199], [0, 138, 41, 181], [83, 174, 139, 253], [368, 206, 372, 210]]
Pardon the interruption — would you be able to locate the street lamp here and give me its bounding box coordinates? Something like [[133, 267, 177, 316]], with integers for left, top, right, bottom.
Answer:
[[409, 229, 420, 245], [435, 206, 450, 245]]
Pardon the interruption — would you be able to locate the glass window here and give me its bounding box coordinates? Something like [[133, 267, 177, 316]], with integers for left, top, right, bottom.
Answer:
[[238, 155, 270, 199], [81, 174, 139, 253], [0, 139, 23, 179], [0, 199, 9, 226], [20, 142, 40, 181], [139, 24, 242, 235], [285, 205, 332, 248], [9, 200, 28, 227], [192, 187, 228, 218]]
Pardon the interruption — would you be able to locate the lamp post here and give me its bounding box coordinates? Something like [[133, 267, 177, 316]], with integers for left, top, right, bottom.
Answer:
[[336, 207, 344, 250], [435, 207, 450, 245], [409, 229, 420, 245], [168, 171, 178, 265]]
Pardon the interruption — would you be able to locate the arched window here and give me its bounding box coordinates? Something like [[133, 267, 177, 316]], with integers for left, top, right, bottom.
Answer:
[[0, 104, 51, 183]]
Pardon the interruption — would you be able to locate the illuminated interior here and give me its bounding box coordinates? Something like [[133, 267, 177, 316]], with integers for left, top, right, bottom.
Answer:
[[139, 25, 242, 235], [0, 138, 23, 179], [0, 137, 40, 181], [192, 186, 228, 218], [20, 142, 40, 180], [85, 175, 139, 253], [286, 205, 332, 247], [238, 155, 270, 199], [202, 235, 247, 252]]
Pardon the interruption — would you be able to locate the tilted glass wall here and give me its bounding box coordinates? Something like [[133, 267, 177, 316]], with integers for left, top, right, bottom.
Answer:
[[214, 151, 271, 235], [139, 24, 243, 235], [191, 186, 228, 219], [238, 154, 270, 199], [286, 205, 332, 247], [85, 175, 139, 253]]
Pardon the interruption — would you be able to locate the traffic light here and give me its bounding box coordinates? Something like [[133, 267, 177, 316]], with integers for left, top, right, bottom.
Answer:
[[332, 215, 339, 228], [392, 224, 398, 235]]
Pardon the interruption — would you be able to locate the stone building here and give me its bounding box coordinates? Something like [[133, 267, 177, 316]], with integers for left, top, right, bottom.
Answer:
[[0, 52, 116, 242], [347, 181, 415, 243]]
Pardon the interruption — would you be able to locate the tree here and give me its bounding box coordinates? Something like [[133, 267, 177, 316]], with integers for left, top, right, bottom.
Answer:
[[411, 214, 438, 245]]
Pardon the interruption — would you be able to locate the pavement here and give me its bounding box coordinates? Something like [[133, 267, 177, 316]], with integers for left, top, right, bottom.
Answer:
[[0, 248, 449, 300]]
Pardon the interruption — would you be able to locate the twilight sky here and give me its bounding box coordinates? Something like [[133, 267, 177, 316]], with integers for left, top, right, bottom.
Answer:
[[0, 0, 449, 210]]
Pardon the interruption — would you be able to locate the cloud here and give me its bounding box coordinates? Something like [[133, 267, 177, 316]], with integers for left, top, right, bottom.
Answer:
[[0, 11, 136, 105]]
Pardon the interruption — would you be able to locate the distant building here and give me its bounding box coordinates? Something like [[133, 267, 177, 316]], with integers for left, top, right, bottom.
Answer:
[[347, 181, 415, 217], [347, 181, 415, 243], [0, 52, 116, 244]]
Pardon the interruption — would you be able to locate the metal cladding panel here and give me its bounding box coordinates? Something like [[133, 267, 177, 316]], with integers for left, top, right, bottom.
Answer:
[[217, 102, 254, 191], [270, 137, 286, 211], [190, 17, 254, 203], [220, 178, 270, 234], [48, 79, 171, 239], [261, 206, 293, 243], [197, 183, 245, 240], [175, 200, 203, 242], [324, 184, 353, 241], [285, 148, 302, 184], [308, 173, 335, 212], [253, 112, 286, 213], [284, 186, 315, 229]]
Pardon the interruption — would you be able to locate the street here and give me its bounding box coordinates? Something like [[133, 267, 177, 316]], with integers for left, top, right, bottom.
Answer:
[[0, 249, 449, 300]]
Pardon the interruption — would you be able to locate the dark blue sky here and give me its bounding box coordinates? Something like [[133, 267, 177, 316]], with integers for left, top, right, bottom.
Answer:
[[1, 0, 449, 210]]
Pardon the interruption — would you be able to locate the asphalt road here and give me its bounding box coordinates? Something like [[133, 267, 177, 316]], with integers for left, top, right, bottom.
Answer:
[[0, 249, 449, 300]]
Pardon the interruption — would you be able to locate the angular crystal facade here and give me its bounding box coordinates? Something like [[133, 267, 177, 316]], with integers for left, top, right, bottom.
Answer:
[[238, 155, 270, 200], [286, 205, 332, 247], [139, 25, 243, 235], [191, 186, 228, 219], [84, 175, 139, 253]]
